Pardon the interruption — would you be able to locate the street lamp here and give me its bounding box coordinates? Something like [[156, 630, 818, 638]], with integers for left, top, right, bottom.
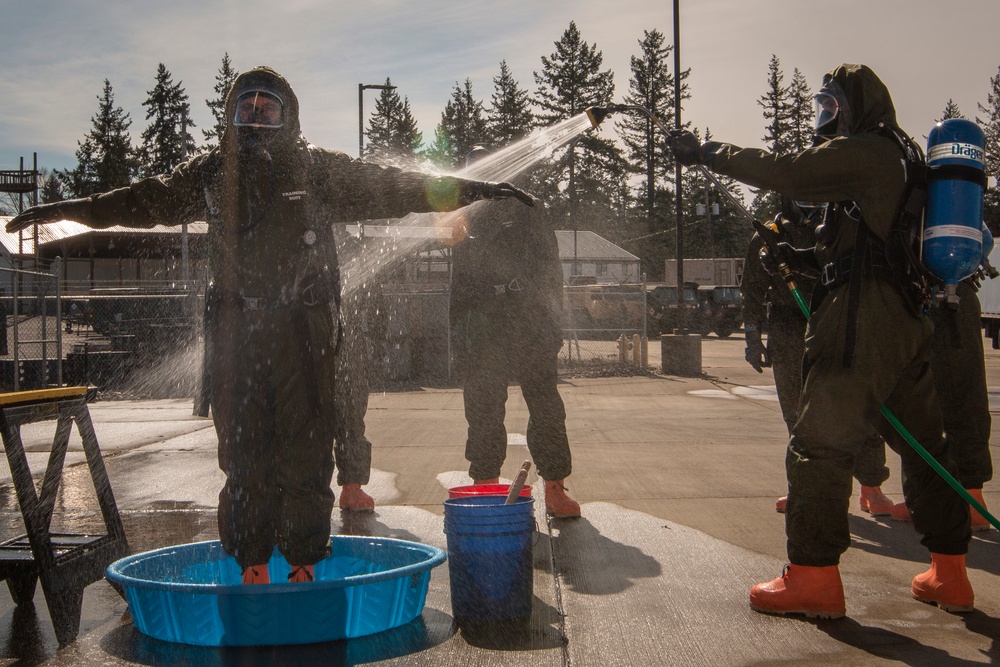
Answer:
[[358, 83, 397, 158]]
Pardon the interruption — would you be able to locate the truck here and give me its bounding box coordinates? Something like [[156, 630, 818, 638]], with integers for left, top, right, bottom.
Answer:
[[645, 282, 743, 338], [662, 258, 744, 287], [978, 245, 1000, 348]]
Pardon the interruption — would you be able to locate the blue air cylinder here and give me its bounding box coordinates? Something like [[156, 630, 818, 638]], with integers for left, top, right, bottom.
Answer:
[[982, 223, 995, 264], [922, 118, 987, 306]]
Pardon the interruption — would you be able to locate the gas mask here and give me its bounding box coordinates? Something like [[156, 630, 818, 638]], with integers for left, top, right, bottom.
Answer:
[[814, 77, 852, 138]]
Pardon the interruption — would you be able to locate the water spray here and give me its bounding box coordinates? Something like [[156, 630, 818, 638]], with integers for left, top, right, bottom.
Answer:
[[586, 103, 1000, 530]]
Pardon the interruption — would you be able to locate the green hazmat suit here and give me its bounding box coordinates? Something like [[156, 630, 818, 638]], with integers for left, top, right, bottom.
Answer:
[[449, 198, 571, 482], [929, 281, 993, 490], [710, 64, 969, 565], [741, 215, 889, 487], [12, 67, 526, 569]]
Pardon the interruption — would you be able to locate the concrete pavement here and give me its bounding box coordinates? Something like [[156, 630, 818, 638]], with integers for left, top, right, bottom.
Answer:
[[0, 335, 997, 665]]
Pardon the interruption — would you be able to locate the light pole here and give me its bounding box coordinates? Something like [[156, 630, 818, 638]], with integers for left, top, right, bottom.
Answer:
[[358, 83, 396, 158]]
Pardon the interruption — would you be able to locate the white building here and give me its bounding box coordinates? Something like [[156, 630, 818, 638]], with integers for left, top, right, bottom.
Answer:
[[556, 230, 640, 284]]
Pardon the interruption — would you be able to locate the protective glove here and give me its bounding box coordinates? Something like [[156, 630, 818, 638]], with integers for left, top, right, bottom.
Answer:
[[665, 130, 706, 167], [6, 198, 92, 233], [459, 181, 536, 208], [759, 242, 820, 280], [743, 324, 771, 373]]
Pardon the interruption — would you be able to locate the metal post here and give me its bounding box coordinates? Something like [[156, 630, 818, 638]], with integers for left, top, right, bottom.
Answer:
[[358, 83, 397, 158], [180, 109, 189, 283], [54, 258, 62, 386], [673, 0, 684, 309]]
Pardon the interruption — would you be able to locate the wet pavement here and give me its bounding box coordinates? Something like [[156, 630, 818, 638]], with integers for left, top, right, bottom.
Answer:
[[0, 335, 998, 666]]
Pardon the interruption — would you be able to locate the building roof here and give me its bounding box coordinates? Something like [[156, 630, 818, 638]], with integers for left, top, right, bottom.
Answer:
[[555, 230, 639, 262], [0, 216, 207, 255]]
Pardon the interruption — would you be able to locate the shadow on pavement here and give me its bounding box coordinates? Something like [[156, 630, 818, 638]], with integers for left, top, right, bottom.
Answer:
[[99, 608, 455, 666], [820, 616, 990, 667], [548, 517, 661, 595]]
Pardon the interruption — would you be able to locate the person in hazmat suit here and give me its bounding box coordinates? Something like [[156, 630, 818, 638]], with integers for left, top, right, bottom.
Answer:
[[744, 201, 896, 517], [449, 146, 580, 518], [328, 224, 381, 512], [668, 63, 973, 617], [7, 67, 535, 584], [890, 279, 993, 529]]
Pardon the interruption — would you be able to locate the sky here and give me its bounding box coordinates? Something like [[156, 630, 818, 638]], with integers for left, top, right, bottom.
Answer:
[[2, 0, 999, 178]]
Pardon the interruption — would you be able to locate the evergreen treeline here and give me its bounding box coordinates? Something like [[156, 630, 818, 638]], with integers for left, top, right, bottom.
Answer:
[[21, 27, 1000, 281]]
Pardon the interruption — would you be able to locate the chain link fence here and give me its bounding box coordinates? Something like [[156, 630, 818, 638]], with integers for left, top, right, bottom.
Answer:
[[0, 262, 203, 395], [559, 283, 650, 375]]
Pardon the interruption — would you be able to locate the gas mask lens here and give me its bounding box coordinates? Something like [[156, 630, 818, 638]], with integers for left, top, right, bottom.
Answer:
[[814, 92, 839, 132], [234, 91, 284, 128]]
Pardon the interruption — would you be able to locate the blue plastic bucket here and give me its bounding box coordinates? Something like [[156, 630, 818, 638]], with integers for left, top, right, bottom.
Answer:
[[442, 495, 535, 623]]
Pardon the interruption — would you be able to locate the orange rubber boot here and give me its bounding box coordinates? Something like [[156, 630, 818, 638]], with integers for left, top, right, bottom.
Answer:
[[749, 564, 846, 619], [545, 480, 581, 518], [911, 553, 974, 612], [339, 483, 375, 511], [890, 501, 911, 521], [473, 478, 500, 485], [967, 488, 991, 532], [775, 496, 787, 513], [242, 564, 270, 585], [859, 485, 894, 516], [288, 564, 315, 584]]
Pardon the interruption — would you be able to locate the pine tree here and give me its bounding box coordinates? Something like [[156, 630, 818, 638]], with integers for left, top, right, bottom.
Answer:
[[203, 53, 239, 149], [365, 78, 423, 164], [423, 79, 489, 169], [618, 29, 690, 278], [138, 63, 195, 177], [751, 55, 792, 221], [56, 79, 135, 197], [487, 60, 534, 148], [786, 68, 814, 152], [533, 21, 626, 242], [938, 98, 966, 122], [39, 169, 64, 204], [977, 65, 1000, 230]]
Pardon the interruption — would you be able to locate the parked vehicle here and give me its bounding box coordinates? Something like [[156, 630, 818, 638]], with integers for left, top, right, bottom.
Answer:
[[646, 283, 698, 335], [693, 285, 743, 338], [564, 281, 644, 335], [978, 245, 1000, 348], [646, 282, 742, 337]]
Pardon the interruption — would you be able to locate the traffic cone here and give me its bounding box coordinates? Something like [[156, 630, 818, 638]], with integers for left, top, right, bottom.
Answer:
[[288, 564, 315, 584], [242, 564, 270, 585], [339, 483, 375, 511], [911, 553, 974, 612], [749, 564, 846, 619], [859, 485, 894, 516], [545, 479, 581, 518], [967, 488, 991, 532]]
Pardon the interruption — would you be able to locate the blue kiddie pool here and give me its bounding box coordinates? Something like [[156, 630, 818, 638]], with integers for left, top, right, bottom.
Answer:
[[106, 536, 446, 646]]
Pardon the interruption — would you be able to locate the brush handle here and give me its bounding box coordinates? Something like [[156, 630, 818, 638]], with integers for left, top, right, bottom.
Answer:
[[505, 461, 532, 505]]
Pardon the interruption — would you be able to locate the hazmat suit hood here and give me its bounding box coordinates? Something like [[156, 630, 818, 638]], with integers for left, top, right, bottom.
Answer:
[[216, 66, 309, 238], [221, 66, 304, 154], [823, 64, 898, 137]]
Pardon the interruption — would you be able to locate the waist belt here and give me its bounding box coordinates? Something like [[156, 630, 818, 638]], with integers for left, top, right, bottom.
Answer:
[[820, 252, 894, 290]]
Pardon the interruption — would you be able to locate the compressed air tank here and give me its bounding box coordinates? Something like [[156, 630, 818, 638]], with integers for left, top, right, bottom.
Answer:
[[982, 223, 995, 264], [922, 118, 987, 305]]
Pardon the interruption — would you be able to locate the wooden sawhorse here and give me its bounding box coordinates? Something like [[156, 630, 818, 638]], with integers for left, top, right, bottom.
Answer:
[[0, 387, 129, 644]]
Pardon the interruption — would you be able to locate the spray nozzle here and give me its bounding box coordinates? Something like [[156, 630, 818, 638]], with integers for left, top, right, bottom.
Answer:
[[584, 104, 631, 129]]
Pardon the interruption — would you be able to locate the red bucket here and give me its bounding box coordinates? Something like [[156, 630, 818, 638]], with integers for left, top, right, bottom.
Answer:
[[448, 484, 532, 499]]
